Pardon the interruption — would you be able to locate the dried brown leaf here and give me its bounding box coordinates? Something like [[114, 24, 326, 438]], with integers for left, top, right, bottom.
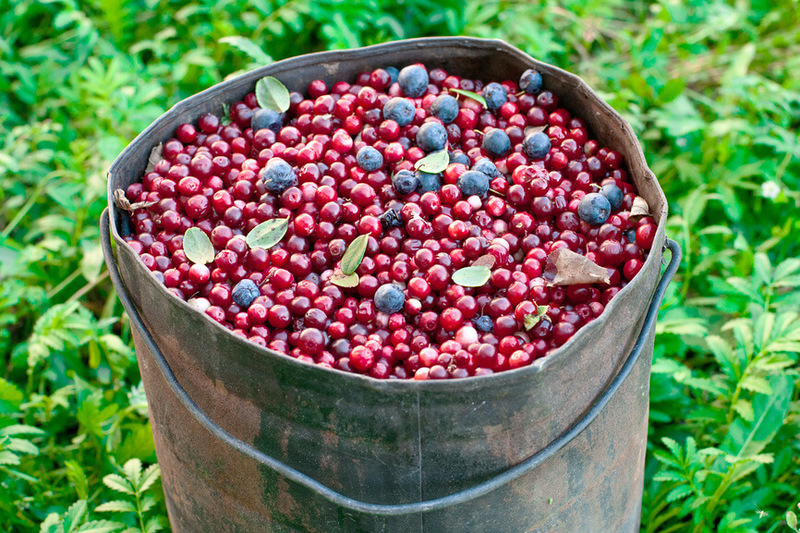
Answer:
[[472, 255, 496, 269], [543, 248, 611, 286], [144, 143, 163, 174], [630, 196, 651, 221], [113, 188, 157, 212]]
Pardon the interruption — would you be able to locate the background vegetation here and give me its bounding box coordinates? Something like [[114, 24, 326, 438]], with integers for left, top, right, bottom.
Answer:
[[1, 0, 798, 531]]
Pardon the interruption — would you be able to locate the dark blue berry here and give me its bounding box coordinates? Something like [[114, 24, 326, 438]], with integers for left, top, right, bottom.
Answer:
[[456, 170, 490, 197], [232, 279, 260, 309], [392, 169, 419, 195], [482, 82, 507, 111], [379, 209, 403, 230], [356, 146, 383, 171], [481, 128, 511, 157], [398, 65, 428, 98], [383, 97, 415, 127], [522, 131, 551, 160], [374, 284, 405, 314], [385, 66, 399, 84], [624, 228, 636, 243], [416, 170, 441, 193], [449, 150, 471, 166], [473, 315, 493, 332], [416, 122, 447, 152], [251, 108, 283, 133], [578, 193, 611, 226], [471, 158, 500, 178], [260, 158, 297, 193], [600, 183, 623, 210], [430, 95, 459, 124], [519, 69, 543, 94]]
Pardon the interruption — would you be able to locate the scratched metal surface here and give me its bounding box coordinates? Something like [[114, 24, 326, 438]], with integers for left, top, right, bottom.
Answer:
[[106, 37, 668, 532]]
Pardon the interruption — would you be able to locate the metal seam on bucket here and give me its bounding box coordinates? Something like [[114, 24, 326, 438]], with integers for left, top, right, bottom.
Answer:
[[101, 209, 681, 516]]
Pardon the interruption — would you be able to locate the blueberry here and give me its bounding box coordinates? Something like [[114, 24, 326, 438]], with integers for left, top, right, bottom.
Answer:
[[578, 193, 611, 226], [599, 183, 623, 211], [624, 228, 636, 243], [260, 158, 297, 193], [392, 169, 419, 195], [473, 315, 493, 333], [522, 131, 551, 160], [519, 69, 543, 94], [379, 209, 403, 230], [374, 284, 405, 314], [482, 82, 508, 111], [481, 128, 511, 157], [416, 170, 441, 193], [398, 65, 429, 98], [383, 97, 415, 127], [385, 66, 399, 84], [251, 108, 283, 134], [356, 146, 383, 171], [430, 94, 459, 124], [456, 170, 490, 197], [449, 150, 471, 166], [231, 279, 260, 309], [471, 158, 500, 178], [416, 122, 447, 152]]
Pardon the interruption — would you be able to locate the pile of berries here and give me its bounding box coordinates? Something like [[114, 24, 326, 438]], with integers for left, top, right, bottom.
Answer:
[[121, 63, 658, 380]]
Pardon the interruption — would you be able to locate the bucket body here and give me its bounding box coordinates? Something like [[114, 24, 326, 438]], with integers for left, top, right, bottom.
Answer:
[[106, 38, 669, 532]]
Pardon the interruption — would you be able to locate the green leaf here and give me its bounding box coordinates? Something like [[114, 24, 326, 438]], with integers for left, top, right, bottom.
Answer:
[[452, 266, 491, 287], [666, 484, 692, 503], [256, 76, 290, 112], [340, 234, 369, 275], [523, 305, 549, 330], [66, 460, 89, 500], [330, 271, 359, 288], [144, 516, 164, 533], [103, 474, 135, 495], [0, 377, 24, 414], [448, 88, 487, 108], [658, 78, 685, 104], [63, 500, 87, 533], [787, 511, 798, 531], [182, 228, 214, 265], [95, 500, 136, 513], [414, 149, 449, 173], [219, 36, 272, 64], [722, 375, 793, 459], [138, 464, 161, 494], [39, 513, 62, 533], [75, 521, 125, 533], [246, 218, 289, 250], [0, 424, 46, 436], [122, 459, 142, 489]]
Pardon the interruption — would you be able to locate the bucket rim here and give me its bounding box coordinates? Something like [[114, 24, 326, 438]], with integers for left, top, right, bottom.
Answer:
[[106, 36, 670, 392]]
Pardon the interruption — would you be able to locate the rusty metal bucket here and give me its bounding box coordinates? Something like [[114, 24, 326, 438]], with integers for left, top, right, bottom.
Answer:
[[101, 37, 680, 532]]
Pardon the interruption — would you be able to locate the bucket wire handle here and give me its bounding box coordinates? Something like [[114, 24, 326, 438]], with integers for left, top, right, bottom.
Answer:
[[101, 208, 681, 516]]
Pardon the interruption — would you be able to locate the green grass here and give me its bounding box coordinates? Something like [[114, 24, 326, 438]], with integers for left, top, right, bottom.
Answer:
[[1, 0, 798, 531]]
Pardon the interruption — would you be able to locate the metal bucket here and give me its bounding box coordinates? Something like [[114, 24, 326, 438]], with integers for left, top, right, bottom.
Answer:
[[101, 37, 680, 532]]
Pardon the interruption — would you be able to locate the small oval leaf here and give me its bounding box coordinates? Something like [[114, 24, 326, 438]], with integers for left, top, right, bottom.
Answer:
[[452, 265, 491, 287], [340, 234, 370, 275], [523, 305, 550, 330], [246, 218, 289, 250], [414, 149, 449, 173], [183, 228, 214, 264], [330, 271, 359, 288], [256, 76, 290, 112], [449, 88, 487, 109]]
